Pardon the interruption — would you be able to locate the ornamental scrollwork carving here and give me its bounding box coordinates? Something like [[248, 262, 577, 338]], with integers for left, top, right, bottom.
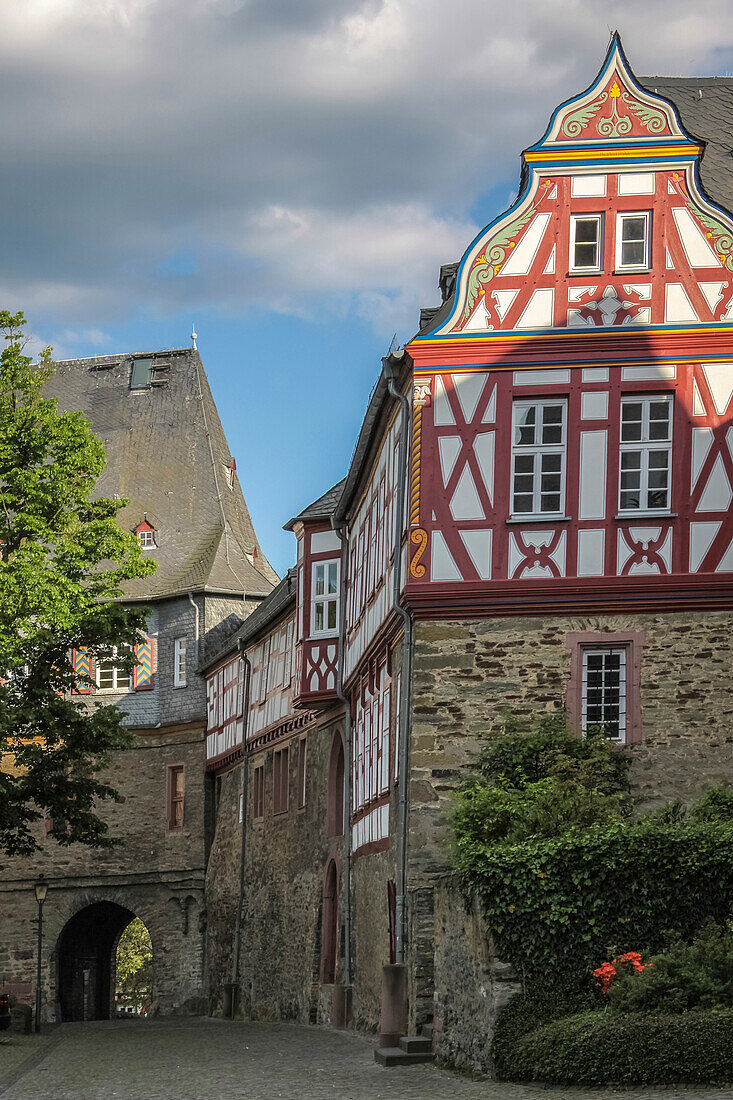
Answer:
[[409, 528, 428, 579], [463, 206, 536, 320]]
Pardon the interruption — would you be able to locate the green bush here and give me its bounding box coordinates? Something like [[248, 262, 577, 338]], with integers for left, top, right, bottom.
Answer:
[[472, 713, 631, 794], [608, 920, 733, 1014], [502, 1008, 733, 1085], [457, 818, 733, 988]]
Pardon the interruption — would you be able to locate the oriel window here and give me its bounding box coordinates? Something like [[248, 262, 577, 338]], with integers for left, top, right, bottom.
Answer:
[[311, 560, 339, 636]]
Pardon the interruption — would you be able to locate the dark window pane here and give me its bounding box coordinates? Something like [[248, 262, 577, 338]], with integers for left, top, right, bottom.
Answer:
[[622, 217, 646, 241], [575, 219, 599, 243]]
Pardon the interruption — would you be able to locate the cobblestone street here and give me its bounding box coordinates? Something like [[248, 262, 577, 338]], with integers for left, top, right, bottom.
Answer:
[[1, 1018, 732, 1100]]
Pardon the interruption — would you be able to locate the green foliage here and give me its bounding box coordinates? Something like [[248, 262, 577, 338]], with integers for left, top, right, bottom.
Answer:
[[608, 920, 733, 1014], [501, 1008, 733, 1085], [456, 817, 733, 990], [116, 918, 153, 1006], [0, 311, 156, 857], [452, 717, 631, 851]]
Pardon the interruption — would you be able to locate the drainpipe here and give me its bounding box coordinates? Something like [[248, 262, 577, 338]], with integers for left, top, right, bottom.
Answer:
[[382, 351, 412, 968], [331, 516, 352, 990], [187, 592, 200, 665], [230, 641, 251, 1014]]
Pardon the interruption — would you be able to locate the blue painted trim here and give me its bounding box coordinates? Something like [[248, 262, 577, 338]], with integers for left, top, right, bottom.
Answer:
[[413, 319, 733, 345], [414, 351, 733, 375]]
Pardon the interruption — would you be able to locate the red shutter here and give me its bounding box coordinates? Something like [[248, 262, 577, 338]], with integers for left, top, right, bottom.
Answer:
[[71, 648, 93, 695], [134, 638, 155, 691]]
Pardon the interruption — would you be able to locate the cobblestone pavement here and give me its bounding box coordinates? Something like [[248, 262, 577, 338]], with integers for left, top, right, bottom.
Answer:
[[3, 1018, 733, 1100]]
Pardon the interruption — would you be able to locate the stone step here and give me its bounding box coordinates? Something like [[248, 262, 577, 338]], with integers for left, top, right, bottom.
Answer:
[[399, 1035, 433, 1054], [421, 1022, 434, 1040], [374, 1045, 435, 1067]]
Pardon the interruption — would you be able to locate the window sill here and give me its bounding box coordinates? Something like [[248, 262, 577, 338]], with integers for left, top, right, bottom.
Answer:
[[309, 631, 340, 641], [506, 515, 571, 524], [173, 683, 187, 690], [614, 512, 676, 520], [566, 269, 603, 277], [613, 268, 650, 276]]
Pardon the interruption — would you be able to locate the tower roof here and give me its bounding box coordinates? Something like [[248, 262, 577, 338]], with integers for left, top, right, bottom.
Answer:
[[46, 347, 278, 600]]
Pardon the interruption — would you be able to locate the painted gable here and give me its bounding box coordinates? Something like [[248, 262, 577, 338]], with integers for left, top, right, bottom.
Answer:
[[417, 36, 733, 341]]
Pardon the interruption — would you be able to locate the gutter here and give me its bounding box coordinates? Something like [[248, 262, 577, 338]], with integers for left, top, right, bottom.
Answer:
[[187, 592, 201, 666], [230, 640, 252, 1011], [331, 514, 352, 987], [382, 350, 413, 967]]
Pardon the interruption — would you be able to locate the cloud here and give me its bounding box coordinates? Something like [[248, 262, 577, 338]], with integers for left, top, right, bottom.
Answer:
[[1, 0, 733, 338]]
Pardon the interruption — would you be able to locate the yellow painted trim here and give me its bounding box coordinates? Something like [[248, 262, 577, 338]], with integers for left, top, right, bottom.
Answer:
[[524, 144, 701, 163]]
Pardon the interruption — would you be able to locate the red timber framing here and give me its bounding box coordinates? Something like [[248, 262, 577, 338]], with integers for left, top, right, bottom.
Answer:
[[205, 654, 245, 772], [403, 36, 733, 620]]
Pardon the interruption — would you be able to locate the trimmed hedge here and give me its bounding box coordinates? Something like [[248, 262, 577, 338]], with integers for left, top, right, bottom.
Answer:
[[499, 1008, 733, 1086], [457, 819, 733, 985]]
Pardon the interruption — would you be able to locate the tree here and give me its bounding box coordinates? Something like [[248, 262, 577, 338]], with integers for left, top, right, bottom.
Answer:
[[116, 918, 154, 1009], [0, 312, 155, 858]]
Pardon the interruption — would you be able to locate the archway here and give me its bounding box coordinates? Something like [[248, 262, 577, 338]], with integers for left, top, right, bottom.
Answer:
[[321, 860, 339, 984], [326, 730, 344, 837], [56, 902, 152, 1021]]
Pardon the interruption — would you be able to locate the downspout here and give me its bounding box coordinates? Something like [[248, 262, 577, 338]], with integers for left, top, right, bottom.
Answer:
[[383, 351, 412, 967], [230, 641, 252, 1013], [187, 592, 200, 666], [331, 516, 352, 987]]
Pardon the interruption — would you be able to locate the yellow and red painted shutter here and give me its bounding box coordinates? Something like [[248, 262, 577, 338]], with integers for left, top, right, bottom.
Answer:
[[134, 638, 155, 690], [71, 647, 93, 695]]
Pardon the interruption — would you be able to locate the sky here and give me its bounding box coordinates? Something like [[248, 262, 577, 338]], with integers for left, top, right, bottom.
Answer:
[[6, 0, 733, 576]]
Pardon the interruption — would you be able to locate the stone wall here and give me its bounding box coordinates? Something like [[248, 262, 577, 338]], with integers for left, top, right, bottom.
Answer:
[[350, 846, 395, 1032], [0, 727, 207, 1017], [432, 877, 521, 1075], [205, 714, 349, 1024], [405, 610, 733, 1044]]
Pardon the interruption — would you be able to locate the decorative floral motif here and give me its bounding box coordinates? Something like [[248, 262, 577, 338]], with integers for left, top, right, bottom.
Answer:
[[688, 200, 733, 271], [561, 76, 669, 139], [597, 82, 633, 138], [462, 206, 536, 320], [562, 91, 607, 138]]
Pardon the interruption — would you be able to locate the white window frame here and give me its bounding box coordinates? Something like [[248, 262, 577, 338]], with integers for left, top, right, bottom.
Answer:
[[174, 636, 187, 688], [137, 527, 156, 550], [569, 214, 603, 273], [96, 645, 133, 692], [615, 211, 651, 272], [618, 394, 673, 514], [311, 559, 340, 637], [511, 399, 567, 518], [581, 647, 627, 743]]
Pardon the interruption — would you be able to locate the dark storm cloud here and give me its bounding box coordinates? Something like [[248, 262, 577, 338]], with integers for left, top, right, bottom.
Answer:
[[1, 0, 731, 338]]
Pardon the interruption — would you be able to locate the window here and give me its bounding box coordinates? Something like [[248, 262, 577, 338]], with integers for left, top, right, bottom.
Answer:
[[570, 215, 602, 272], [130, 358, 169, 390], [167, 765, 184, 830], [582, 649, 626, 741], [616, 212, 650, 271], [134, 520, 156, 549], [174, 637, 187, 688], [311, 560, 339, 636], [273, 747, 289, 815], [297, 738, 307, 810], [619, 395, 672, 512], [96, 646, 132, 691], [253, 763, 264, 822], [511, 400, 567, 515]]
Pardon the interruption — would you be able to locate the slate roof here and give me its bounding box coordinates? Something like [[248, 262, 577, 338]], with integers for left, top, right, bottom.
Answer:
[[640, 77, 733, 214], [202, 568, 297, 669], [46, 348, 279, 601], [283, 479, 346, 531]]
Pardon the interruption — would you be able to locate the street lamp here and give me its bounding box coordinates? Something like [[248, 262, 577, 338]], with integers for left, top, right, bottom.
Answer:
[[33, 875, 48, 1034]]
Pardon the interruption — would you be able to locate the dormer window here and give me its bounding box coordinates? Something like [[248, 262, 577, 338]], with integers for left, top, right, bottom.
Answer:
[[135, 520, 156, 549], [616, 212, 651, 271], [570, 215, 603, 273], [224, 459, 236, 491]]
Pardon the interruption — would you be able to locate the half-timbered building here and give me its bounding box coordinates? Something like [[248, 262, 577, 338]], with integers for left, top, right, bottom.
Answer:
[[204, 35, 733, 1070]]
